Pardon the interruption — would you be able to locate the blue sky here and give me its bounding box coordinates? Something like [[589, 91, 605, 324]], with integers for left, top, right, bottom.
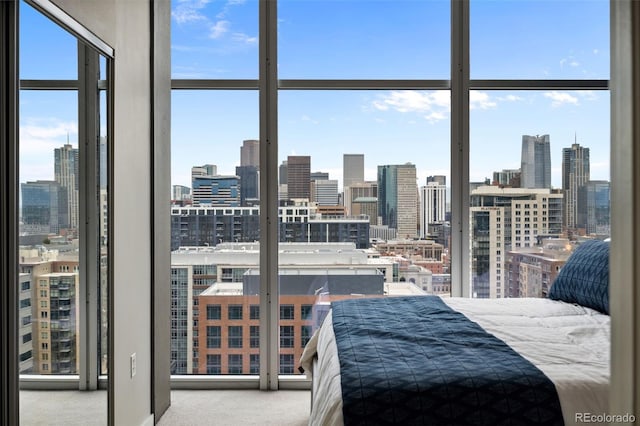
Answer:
[[20, 0, 610, 192]]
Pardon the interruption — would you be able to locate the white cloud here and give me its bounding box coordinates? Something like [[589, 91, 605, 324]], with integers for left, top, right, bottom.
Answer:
[[21, 121, 76, 141], [372, 91, 450, 123], [544, 91, 579, 107], [424, 112, 446, 124], [470, 91, 497, 110], [19, 119, 78, 182], [372, 90, 512, 122], [498, 94, 524, 102], [210, 20, 230, 39], [231, 32, 257, 44], [577, 91, 598, 101], [172, 0, 211, 24]]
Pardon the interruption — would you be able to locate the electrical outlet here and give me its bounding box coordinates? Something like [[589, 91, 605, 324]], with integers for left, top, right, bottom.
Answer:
[[130, 353, 136, 378]]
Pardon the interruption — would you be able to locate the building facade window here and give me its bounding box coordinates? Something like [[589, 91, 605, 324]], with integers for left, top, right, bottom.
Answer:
[[250, 305, 260, 320], [280, 326, 294, 348], [279, 354, 294, 375], [228, 326, 243, 348], [250, 326, 259, 348], [228, 305, 243, 320], [206, 304, 221, 320], [206, 354, 221, 374], [206, 326, 221, 349], [228, 354, 243, 374], [280, 305, 294, 320]]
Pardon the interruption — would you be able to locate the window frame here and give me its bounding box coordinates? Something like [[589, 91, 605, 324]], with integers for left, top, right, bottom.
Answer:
[[168, 0, 607, 391], [16, 0, 114, 393]]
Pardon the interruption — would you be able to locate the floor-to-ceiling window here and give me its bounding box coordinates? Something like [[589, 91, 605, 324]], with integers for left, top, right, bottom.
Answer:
[[468, 0, 610, 299], [17, 0, 112, 423], [169, 0, 609, 388]]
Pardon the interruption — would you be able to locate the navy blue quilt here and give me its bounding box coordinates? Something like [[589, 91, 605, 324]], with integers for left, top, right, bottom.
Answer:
[[332, 296, 564, 426]]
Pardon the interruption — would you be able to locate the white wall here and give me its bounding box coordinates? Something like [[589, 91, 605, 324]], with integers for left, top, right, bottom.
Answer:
[[51, 1, 162, 424]]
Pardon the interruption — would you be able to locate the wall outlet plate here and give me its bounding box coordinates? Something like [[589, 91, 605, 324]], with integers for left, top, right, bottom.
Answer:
[[130, 353, 136, 378]]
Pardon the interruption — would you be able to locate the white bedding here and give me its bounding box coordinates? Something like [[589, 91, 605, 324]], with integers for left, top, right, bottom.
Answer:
[[299, 297, 610, 426]]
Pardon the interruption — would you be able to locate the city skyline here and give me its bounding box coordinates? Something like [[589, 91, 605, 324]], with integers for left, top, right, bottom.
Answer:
[[19, 0, 611, 193]]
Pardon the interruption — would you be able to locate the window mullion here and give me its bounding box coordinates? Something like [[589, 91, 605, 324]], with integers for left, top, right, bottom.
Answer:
[[77, 40, 100, 390], [259, 0, 279, 391], [451, 0, 470, 297]]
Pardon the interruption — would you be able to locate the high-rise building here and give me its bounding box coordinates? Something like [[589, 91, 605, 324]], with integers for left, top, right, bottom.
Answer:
[[505, 239, 572, 298], [21, 180, 69, 234], [562, 142, 590, 230], [18, 273, 33, 374], [343, 154, 365, 189], [426, 175, 446, 186], [521, 135, 551, 189], [54, 144, 79, 229], [279, 160, 288, 185], [578, 180, 610, 235], [240, 139, 259, 168], [378, 163, 418, 239], [192, 176, 240, 207], [311, 179, 339, 206], [419, 180, 446, 238], [310, 171, 329, 181], [351, 197, 377, 225], [19, 259, 80, 374], [287, 156, 311, 200], [171, 243, 396, 374], [470, 186, 564, 298], [171, 203, 371, 250], [192, 164, 217, 180], [343, 181, 377, 216], [235, 166, 259, 206], [172, 185, 191, 202], [492, 169, 521, 187]]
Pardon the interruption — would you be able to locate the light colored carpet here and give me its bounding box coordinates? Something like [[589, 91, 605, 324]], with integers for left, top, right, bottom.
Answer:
[[19, 390, 310, 426], [158, 390, 310, 426], [20, 390, 107, 426]]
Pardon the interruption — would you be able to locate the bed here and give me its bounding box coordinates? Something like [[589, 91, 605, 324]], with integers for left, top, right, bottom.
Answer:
[[299, 240, 610, 426]]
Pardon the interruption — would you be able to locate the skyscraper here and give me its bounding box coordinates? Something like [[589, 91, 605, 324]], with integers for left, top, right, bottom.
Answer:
[[311, 179, 339, 205], [236, 165, 259, 206], [343, 154, 365, 189], [419, 180, 446, 238], [578, 180, 610, 235], [378, 163, 417, 239], [287, 156, 311, 200], [21, 180, 68, 234], [279, 160, 288, 185], [172, 185, 191, 202], [492, 169, 521, 187], [192, 176, 240, 207], [343, 181, 378, 217], [310, 171, 329, 181], [426, 175, 446, 186], [520, 135, 551, 189], [562, 142, 590, 230], [240, 139, 259, 168], [54, 144, 78, 229], [470, 186, 564, 298], [192, 164, 217, 180]]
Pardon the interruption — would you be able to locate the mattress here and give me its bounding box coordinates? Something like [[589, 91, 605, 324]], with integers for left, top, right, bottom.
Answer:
[[299, 297, 610, 426]]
